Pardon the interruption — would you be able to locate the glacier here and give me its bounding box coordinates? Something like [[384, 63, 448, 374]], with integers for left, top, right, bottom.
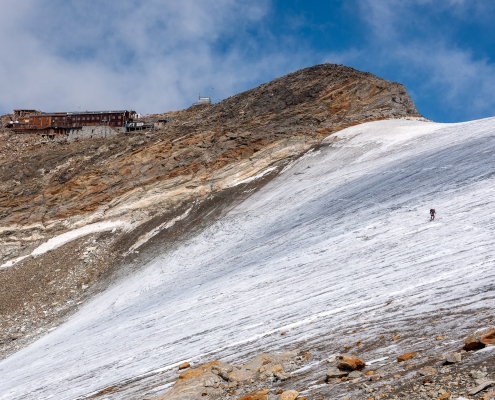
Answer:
[[1, 118, 495, 399]]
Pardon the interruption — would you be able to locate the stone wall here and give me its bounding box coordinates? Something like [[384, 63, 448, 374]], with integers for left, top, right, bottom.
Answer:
[[64, 125, 123, 141]]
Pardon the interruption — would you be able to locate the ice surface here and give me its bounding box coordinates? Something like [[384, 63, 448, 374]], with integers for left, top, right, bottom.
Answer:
[[1, 118, 495, 399], [0, 220, 128, 269]]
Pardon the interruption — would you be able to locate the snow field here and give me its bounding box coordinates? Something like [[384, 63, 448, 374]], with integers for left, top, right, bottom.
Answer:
[[0, 118, 495, 399]]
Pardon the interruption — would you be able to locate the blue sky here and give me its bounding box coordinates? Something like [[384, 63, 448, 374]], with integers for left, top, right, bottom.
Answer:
[[1, 0, 494, 122]]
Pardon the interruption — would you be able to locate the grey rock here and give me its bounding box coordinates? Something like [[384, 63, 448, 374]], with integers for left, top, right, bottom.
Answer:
[[326, 367, 348, 379], [445, 352, 462, 364], [348, 371, 362, 379], [274, 371, 291, 381], [468, 380, 495, 395], [470, 370, 487, 380]]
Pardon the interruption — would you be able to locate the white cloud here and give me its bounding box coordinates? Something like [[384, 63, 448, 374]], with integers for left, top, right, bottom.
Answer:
[[356, 0, 495, 120], [0, 0, 303, 115]]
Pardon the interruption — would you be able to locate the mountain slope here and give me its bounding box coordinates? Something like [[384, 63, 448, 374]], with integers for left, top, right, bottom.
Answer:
[[1, 117, 494, 399], [0, 64, 420, 264], [0, 64, 422, 363]]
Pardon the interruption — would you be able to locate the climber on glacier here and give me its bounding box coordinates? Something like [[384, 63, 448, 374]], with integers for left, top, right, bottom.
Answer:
[[430, 208, 436, 221]]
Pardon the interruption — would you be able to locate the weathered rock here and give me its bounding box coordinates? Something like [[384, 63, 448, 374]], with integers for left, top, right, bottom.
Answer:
[[279, 390, 299, 400], [470, 370, 488, 380], [397, 352, 417, 362], [481, 329, 495, 346], [151, 360, 231, 399], [151, 351, 301, 399], [418, 367, 437, 376], [178, 362, 190, 370], [444, 352, 462, 364], [337, 354, 366, 371], [465, 327, 495, 350], [482, 391, 495, 400], [326, 367, 348, 379], [239, 388, 270, 400], [348, 371, 362, 379], [468, 380, 495, 395], [274, 370, 291, 381], [438, 393, 451, 399]]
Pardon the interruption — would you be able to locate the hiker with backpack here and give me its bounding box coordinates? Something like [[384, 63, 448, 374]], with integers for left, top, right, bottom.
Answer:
[[430, 208, 436, 221]]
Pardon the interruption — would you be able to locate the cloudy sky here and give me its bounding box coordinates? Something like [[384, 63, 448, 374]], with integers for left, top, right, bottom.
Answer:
[[1, 0, 494, 122]]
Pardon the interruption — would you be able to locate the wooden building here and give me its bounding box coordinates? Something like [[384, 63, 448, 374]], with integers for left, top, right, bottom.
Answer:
[[11, 110, 137, 134]]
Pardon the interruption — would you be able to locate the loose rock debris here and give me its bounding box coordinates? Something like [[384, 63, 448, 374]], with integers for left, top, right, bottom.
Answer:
[[142, 329, 495, 400]]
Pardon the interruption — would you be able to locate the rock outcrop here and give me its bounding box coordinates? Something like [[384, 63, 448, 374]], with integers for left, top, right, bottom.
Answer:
[[150, 351, 304, 400]]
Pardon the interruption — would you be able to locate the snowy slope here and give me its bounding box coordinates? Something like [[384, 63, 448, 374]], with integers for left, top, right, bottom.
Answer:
[[1, 118, 495, 399]]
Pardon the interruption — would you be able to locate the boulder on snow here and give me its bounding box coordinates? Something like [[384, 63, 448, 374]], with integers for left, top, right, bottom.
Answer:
[[397, 352, 417, 362], [178, 362, 190, 370], [337, 354, 366, 371], [465, 327, 495, 350], [418, 366, 437, 376], [444, 352, 462, 364]]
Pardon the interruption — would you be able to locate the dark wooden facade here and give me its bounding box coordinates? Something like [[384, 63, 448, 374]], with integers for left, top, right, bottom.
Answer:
[[12, 110, 136, 134]]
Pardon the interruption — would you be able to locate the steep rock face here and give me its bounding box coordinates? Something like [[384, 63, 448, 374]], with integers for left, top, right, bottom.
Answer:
[[0, 64, 421, 263]]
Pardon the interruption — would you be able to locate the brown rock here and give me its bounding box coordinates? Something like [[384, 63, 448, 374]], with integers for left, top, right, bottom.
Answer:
[[397, 352, 417, 362], [465, 327, 495, 350], [436, 335, 445, 341], [482, 391, 495, 400], [438, 393, 451, 399], [178, 362, 191, 370], [337, 354, 366, 371], [274, 371, 291, 381], [392, 334, 401, 341], [480, 329, 495, 346], [178, 368, 205, 381], [279, 390, 299, 400], [239, 388, 270, 400]]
